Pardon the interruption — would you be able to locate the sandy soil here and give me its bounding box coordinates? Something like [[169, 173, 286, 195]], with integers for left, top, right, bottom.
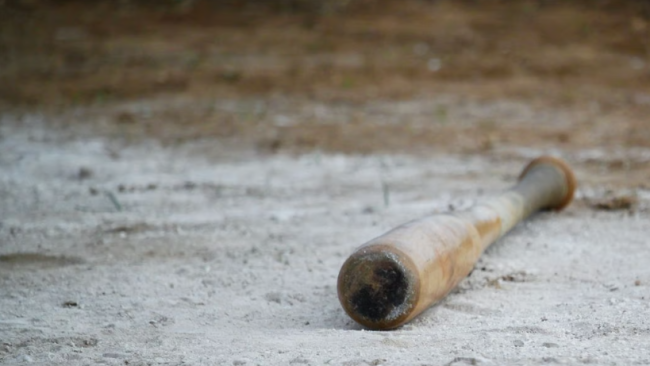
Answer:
[[1, 106, 650, 365], [1, 1, 650, 365]]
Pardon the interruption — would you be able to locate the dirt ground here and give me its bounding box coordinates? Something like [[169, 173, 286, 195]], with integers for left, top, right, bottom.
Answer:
[[1, 1, 650, 365]]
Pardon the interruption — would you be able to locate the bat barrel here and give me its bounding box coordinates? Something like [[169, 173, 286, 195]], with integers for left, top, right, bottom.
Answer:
[[337, 156, 576, 330]]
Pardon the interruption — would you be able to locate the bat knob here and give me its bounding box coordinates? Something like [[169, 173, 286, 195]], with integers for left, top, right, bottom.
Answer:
[[518, 155, 577, 211]]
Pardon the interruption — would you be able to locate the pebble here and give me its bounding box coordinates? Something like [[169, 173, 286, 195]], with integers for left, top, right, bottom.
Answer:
[[265, 292, 282, 304], [102, 352, 125, 358], [513, 340, 524, 347]]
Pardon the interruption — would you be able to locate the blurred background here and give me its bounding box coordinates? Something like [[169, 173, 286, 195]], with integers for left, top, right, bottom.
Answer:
[[1, 0, 650, 178], [2, 2, 650, 364]]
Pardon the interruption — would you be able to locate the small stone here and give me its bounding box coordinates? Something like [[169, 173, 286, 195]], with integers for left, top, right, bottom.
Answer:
[[513, 339, 524, 347], [22, 355, 33, 363], [82, 338, 98, 347], [103, 353, 125, 358], [78, 167, 93, 180], [233, 361, 246, 366], [265, 292, 282, 304], [591, 195, 637, 211], [635, 280, 641, 286], [289, 357, 309, 364], [542, 342, 559, 348]]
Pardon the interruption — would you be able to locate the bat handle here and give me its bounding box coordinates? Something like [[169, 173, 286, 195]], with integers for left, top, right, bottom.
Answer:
[[454, 156, 577, 254], [473, 156, 576, 240]]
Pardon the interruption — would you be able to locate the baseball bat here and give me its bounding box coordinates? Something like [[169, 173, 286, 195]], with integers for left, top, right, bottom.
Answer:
[[337, 156, 577, 330]]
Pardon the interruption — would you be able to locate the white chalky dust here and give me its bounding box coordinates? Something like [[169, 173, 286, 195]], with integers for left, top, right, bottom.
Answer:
[[0, 117, 649, 365]]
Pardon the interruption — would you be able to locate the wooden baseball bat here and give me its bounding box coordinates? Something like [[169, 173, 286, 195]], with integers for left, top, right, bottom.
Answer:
[[337, 156, 577, 330]]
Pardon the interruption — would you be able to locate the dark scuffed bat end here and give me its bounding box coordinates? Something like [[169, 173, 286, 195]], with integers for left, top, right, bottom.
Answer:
[[337, 245, 419, 330]]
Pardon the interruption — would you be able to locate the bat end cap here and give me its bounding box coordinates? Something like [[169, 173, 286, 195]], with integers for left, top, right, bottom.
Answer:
[[337, 246, 419, 330], [519, 155, 577, 211]]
